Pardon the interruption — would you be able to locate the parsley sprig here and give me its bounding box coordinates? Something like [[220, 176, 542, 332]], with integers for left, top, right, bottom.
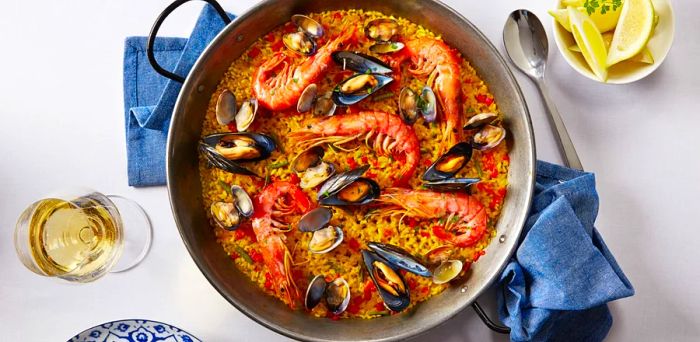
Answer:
[[583, 0, 622, 15]]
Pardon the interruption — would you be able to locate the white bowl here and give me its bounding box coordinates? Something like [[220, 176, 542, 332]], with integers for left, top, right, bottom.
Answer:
[[552, 0, 675, 84]]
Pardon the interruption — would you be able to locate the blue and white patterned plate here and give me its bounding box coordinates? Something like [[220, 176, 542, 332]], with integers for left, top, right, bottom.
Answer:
[[68, 319, 201, 342]]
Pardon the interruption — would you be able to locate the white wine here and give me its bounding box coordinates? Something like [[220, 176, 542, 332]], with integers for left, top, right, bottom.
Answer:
[[21, 194, 122, 282]]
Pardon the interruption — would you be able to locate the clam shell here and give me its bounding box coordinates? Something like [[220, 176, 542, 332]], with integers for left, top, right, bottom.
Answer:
[[215, 89, 237, 126]]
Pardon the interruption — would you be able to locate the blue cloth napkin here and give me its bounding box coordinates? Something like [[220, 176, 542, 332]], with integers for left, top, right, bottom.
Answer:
[[123, 5, 235, 186], [122, 6, 634, 341], [497, 161, 634, 341]]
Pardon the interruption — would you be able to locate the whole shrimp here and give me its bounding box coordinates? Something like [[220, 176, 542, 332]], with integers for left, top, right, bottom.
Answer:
[[252, 30, 352, 111], [251, 181, 313, 308], [377, 188, 487, 247], [404, 37, 464, 152], [288, 111, 420, 186]]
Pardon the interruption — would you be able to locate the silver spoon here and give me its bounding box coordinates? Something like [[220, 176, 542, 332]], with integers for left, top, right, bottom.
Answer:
[[503, 9, 583, 170]]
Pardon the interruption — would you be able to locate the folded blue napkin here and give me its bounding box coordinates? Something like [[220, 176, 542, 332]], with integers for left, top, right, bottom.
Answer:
[[123, 5, 634, 341]]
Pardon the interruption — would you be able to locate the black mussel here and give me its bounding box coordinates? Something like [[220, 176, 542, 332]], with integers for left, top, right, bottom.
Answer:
[[235, 99, 258, 132], [292, 146, 335, 189], [215, 89, 237, 126], [291, 14, 324, 38], [419, 86, 437, 122], [325, 277, 351, 315], [464, 112, 498, 130], [283, 31, 317, 56], [364, 18, 399, 42], [312, 93, 337, 116], [308, 225, 344, 254], [332, 73, 393, 106], [423, 178, 480, 192], [368, 242, 431, 277], [319, 178, 380, 206], [362, 250, 410, 312], [472, 124, 506, 151], [297, 83, 318, 113], [210, 202, 241, 230], [230, 185, 254, 218], [298, 207, 333, 232], [422, 142, 473, 181], [369, 41, 405, 54], [318, 165, 369, 199], [199, 143, 258, 177], [332, 51, 392, 74], [399, 87, 419, 124], [202, 132, 276, 162], [304, 275, 327, 310], [432, 260, 463, 284]]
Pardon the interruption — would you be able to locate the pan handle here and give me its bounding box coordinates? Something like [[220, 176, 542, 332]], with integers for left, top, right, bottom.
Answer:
[[471, 301, 511, 334], [147, 0, 231, 83]]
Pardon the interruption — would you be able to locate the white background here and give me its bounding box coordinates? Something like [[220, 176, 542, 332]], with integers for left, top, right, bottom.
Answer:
[[1, 0, 698, 341]]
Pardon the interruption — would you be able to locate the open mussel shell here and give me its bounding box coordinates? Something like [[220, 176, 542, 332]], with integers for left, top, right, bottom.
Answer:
[[362, 250, 410, 312], [202, 132, 276, 162], [464, 112, 498, 130], [369, 41, 405, 54], [283, 31, 317, 56], [309, 225, 343, 254], [298, 207, 332, 232], [215, 89, 237, 126], [312, 93, 337, 116], [210, 202, 241, 230], [422, 142, 473, 181], [432, 260, 463, 284], [325, 277, 351, 315], [423, 178, 480, 192], [419, 86, 437, 122], [424, 245, 454, 265], [332, 73, 393, 106], [230, 185, 254, 218], [291, 14, 324, 38], [472, 124, 506, 151], [297, 83, 318, 113], [235, 98, 258, 132], [304, 275, 327, 310], [292, 146, 324, 173], [199, 143, 258, 177], [364, 18, 399, 42], [319, 177, 380, 206], [292, 146, 336, 189], [318, 165, 369, 200], [399, 87, 419, 125], [332, 51, 392, 74], [368, 242, 431, 277]]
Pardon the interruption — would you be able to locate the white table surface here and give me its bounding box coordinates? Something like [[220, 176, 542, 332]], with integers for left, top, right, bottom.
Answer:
[[1, 0, 698, 341]]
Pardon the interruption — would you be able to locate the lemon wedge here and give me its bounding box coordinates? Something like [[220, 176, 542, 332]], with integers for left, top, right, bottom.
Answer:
[[549, 4, 622, 33], [568, 32, 654, 64], [568, 7, 608, 81], [606, 0, 655, 66]]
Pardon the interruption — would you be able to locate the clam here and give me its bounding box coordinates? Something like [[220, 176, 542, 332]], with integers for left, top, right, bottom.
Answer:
[[234, 99, 258, 132], [309, 226, 343, 254], [304, 275, 327, 310], [230, 185, 254, 218], [423, 178, 480, 192], [464, 112, 498, 130], [369, 41, 405, 54], [361, 250, 410, 312], [210, 202, 241, 230], [422, 142, 473, 181], [423, 245, 454, 265], [318, 166, 380, 206], [283, 31, 317, 56], [298, 207, 332, 232], [365, 18, 399, 42], [398, 87, 419, 125], [419, 86, 437, 122], [472, 124, 506, 151], [215, 89, 237, 126], [291, 146, 336, 189], [432, 260, 463, 284], [202, 132, 276, 162], [325, 277, 351, 315], [297, 83, 318, 113], [332, 51, 392, 74], [312, 93, 337, 116], [332, 73, 393, 106], [368, 242, 431, 277], [291, 14, 324, 38]]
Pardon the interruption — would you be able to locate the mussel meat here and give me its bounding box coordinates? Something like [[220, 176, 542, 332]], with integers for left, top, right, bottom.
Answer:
[[361, 250, 410, 312], [325, 277, 351, 315], [297, 83, 318, 113], [283, 31, 317, 56], [291, 14, 324, 38], [368, 242, 431, 277], [422, 142, 473, 181], [230, 185, 254, 218], [332, 51, 392, 74], [364, 18, 399, 42], [199, 143, 258, 177], [235, 99, 258, 132], [369, 41, 405, 54], [423, 245, 454, 265], [318, 167, 380, 206], [304, 275, 327, 310], [464, 112, 498, 130], [291, 146, 336, 189], [215, 89, 237, 126], [202, 132, 276, 162], [309, 226, 343, 254], [298, 207, 332, 232], [399, 87, 419, 125], [210, 202, 241, 230], [472, 124, 506, 151], [332, 73, 393, 106], [423, 178, 480, 192], [419, 86, 437, 122], [432, 260, 463, 284]]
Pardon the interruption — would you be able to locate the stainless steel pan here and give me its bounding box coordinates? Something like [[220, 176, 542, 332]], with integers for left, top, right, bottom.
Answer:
[[159, 0, 536, 340]]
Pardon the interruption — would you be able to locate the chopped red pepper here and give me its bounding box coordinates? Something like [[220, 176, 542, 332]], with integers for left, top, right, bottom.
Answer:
[[419, 231, 431, 238], [230, 253, 239, 260], [361, 156, 369, 164], [346, 157, 358, 170], [248, 249, 264, 263], [247, 47, 261, 59], [475, 94, 494, 106], [271, 40, 284, 52], [289, 172, 300, 185], [226, 122, 238, 132], [374, 302, 386, 311], [363, 280, 376, 300], [407, 277, 418, 290], [264, 273, 273, 290], [348, 238, 360, 251], [423, 159, 433, 167]]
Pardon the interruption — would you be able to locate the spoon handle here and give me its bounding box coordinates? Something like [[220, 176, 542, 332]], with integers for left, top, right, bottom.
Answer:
[[535, 78, 583, 170]]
